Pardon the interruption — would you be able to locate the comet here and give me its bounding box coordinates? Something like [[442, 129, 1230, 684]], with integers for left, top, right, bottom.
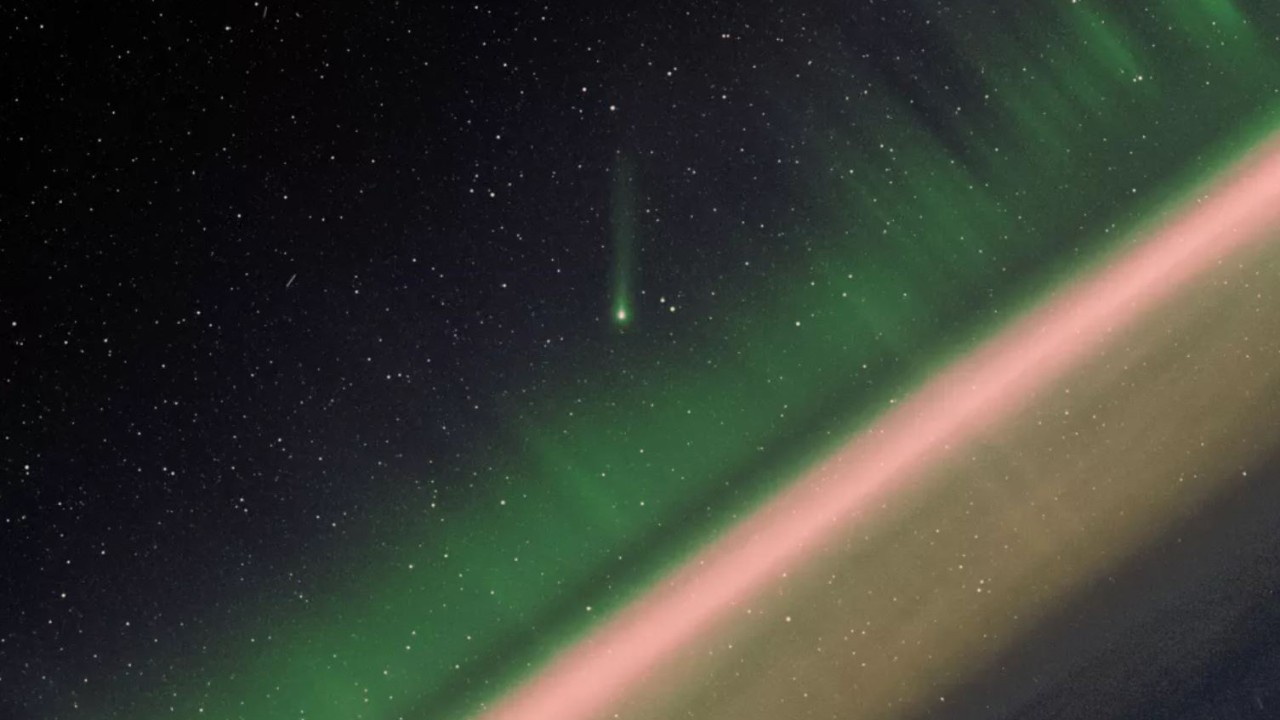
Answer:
[[610, 155, 637, 328]]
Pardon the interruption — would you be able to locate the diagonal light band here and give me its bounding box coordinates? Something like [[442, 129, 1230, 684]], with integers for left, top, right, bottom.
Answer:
[[476, 133, 1280, 720]]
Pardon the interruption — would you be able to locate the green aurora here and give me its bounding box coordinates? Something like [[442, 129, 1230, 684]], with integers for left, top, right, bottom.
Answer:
[[83, 2, 1280, 719]]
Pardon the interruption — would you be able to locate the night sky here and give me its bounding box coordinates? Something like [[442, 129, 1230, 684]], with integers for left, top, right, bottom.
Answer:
[[4, 2, 1280, 719]]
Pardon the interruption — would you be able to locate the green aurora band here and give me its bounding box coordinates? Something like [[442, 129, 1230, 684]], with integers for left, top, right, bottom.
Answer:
[[81, 2, 1280, 719]]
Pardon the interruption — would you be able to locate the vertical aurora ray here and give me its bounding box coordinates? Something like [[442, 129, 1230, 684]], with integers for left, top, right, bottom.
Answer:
[[609, 154, 637, 327], [71, 3, 1280, 720]]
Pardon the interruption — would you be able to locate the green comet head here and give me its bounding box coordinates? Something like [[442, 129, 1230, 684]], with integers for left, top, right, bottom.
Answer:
[[613, 303, 631, 327]]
